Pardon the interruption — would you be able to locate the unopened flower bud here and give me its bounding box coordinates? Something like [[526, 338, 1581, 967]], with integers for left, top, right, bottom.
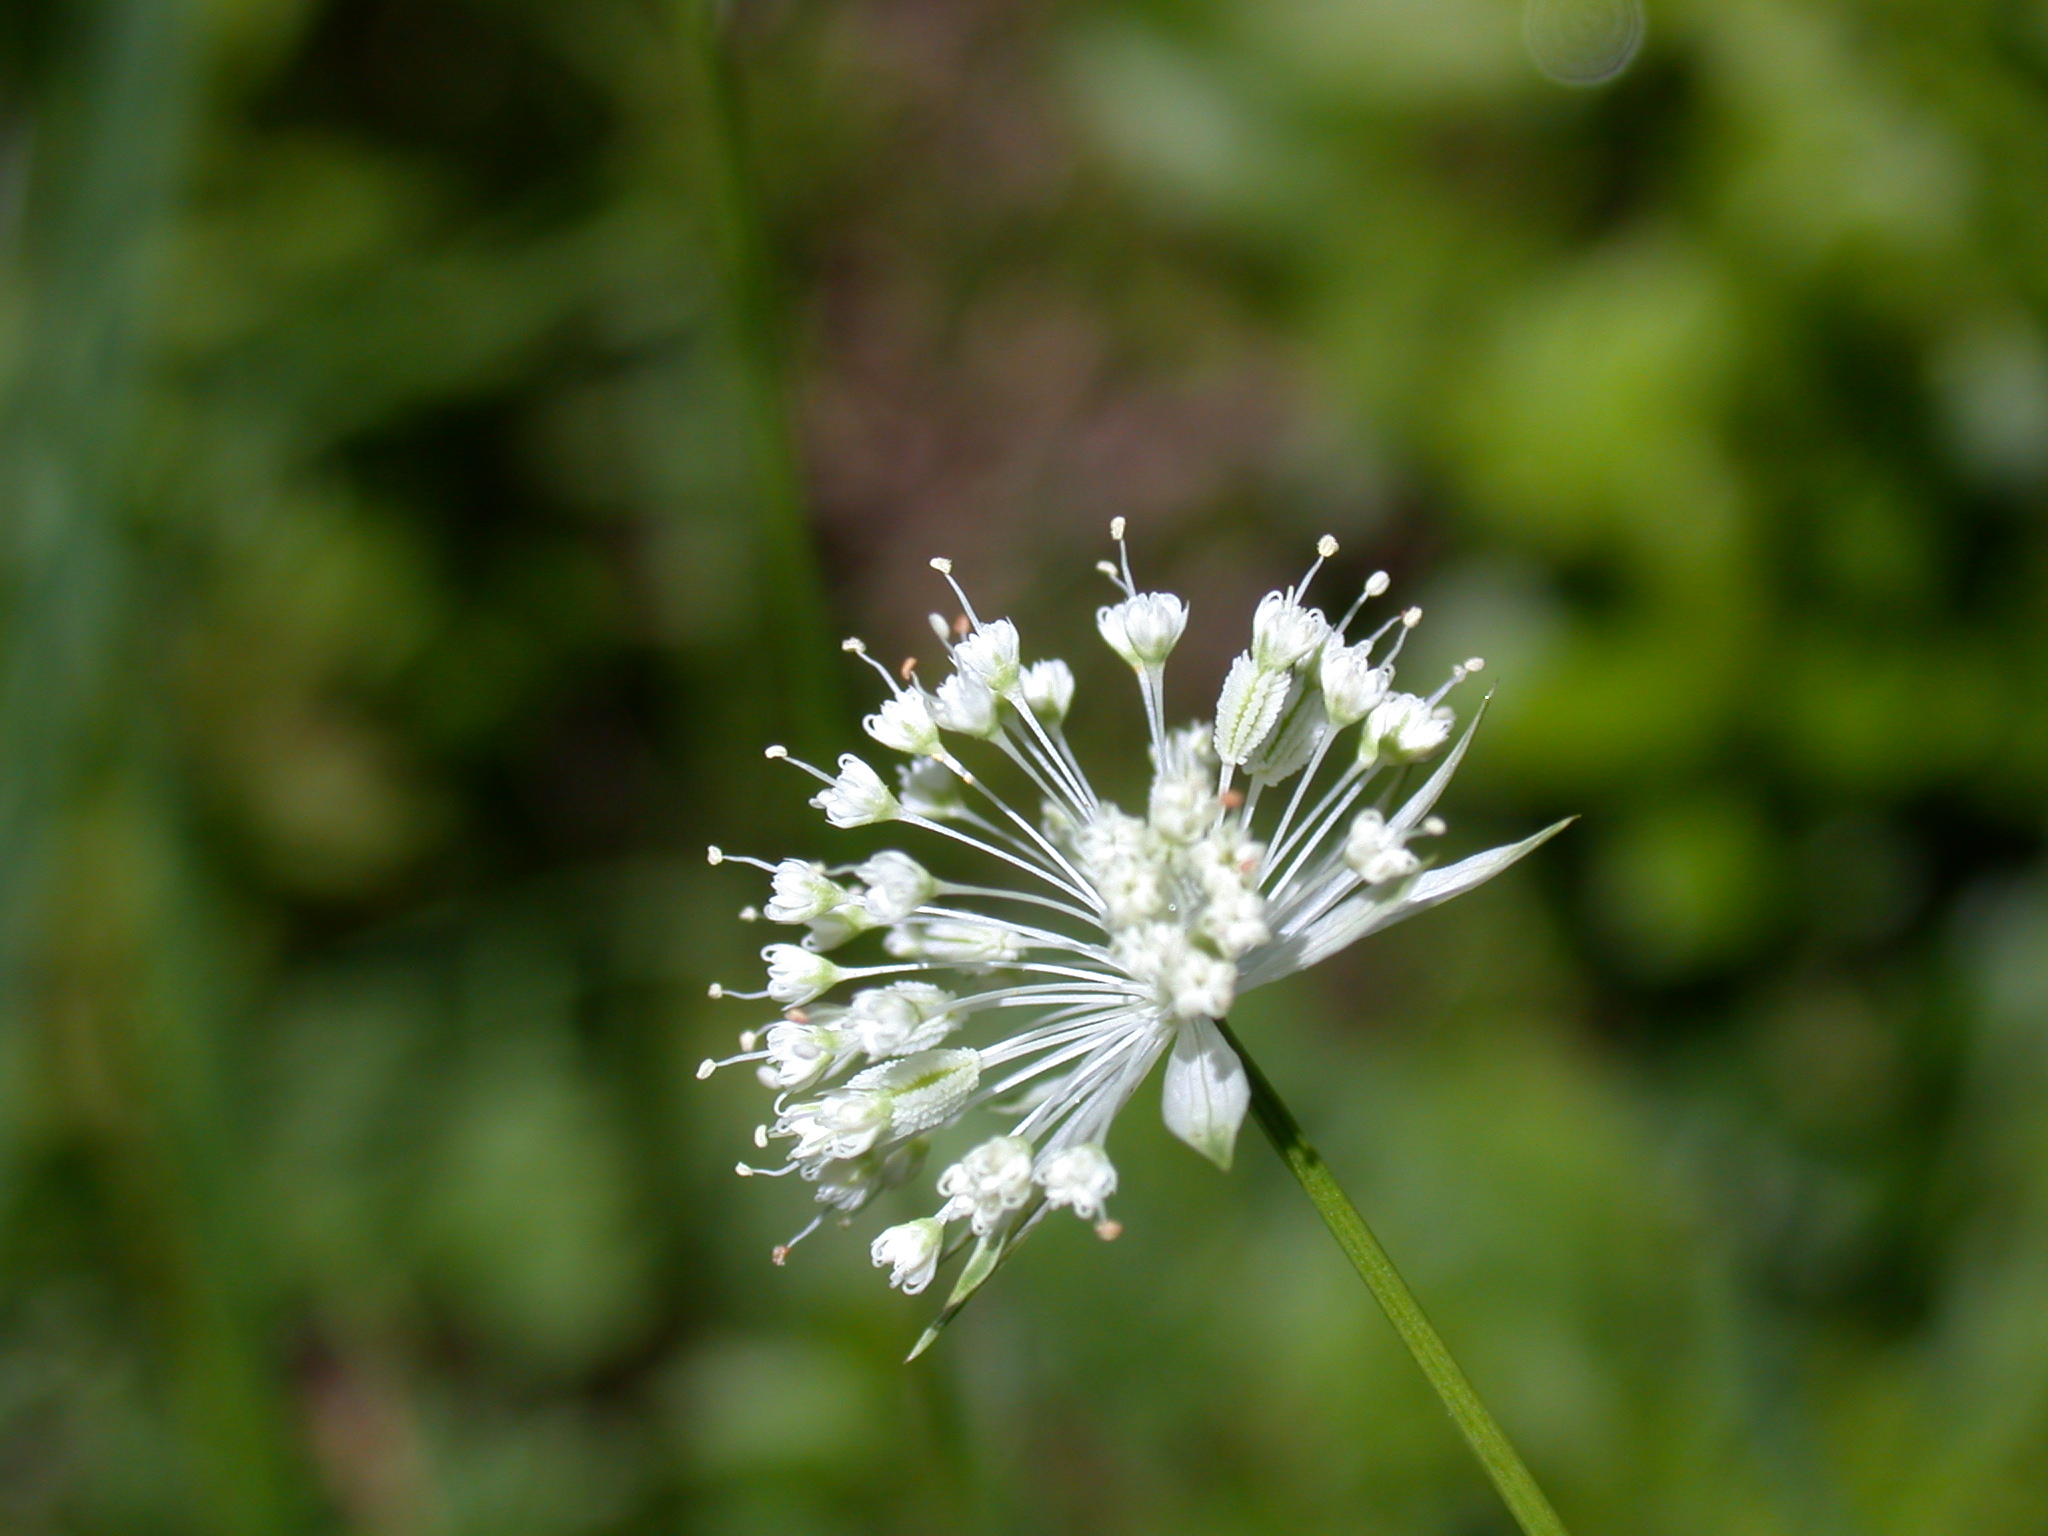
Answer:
[[849, 1048, 982, 1139], [1212, 652, 1292, 766]]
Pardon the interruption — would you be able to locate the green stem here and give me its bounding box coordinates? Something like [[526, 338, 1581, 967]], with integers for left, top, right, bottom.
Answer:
[[1214, 1017, 1572, 1536]]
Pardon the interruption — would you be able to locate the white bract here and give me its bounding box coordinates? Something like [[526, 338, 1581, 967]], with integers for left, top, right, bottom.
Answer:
[[703, 528, 1567, 1325]]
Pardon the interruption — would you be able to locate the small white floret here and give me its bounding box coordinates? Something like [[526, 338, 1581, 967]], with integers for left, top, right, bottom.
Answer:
[[1343, 809, 1422, 886], [1037, 1144, 1118, 1221], [1319, 638, 1390, 727], [865, 690, 943, 756], [872, 1218, 945, 1294], [810, 754, 900, 827], [844, 981, 958, 1057], [931, 671, 1001, 737], [937, 1135, 1036, 1235], [1097, 592, 1189, 669], [952, 619, 1020, 693], [1020, 658, 1076, 725], [1358, 693, 1452, 769], [1250, 590, 1331, 671], [763, 859, 852, 925], [778, 1088, 893, 1163], [854, 850, 938, 924], [762, 943, 843, 1006], [757, 1019, 850, 1092]]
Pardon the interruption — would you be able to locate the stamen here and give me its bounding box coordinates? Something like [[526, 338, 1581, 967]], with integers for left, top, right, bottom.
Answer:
[[1112, 516, 1137, 595], [1291, 534, 1339, 601], [929, 557, 984, 629], [1427, 658, 1485, 707], [844, 635, 907, 692], [1338, 569, 1392, 633], [772, 1215, 824, 1264], [764, 746, 835, 784]]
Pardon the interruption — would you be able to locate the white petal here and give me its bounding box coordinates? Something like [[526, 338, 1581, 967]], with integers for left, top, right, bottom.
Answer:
[[1251, 818, 1576, 984], [1160, 1015, 1250, 1170]]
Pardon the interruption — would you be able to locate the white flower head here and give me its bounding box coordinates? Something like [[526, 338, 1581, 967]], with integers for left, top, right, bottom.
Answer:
[[708, 530, 1568, 1323]]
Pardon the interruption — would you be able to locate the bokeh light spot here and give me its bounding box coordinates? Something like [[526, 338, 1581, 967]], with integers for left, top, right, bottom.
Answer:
[[1523, 0, 1645, 85]]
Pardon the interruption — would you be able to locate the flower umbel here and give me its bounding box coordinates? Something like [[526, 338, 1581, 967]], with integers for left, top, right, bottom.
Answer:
[[702, 526, 1568, 1346]]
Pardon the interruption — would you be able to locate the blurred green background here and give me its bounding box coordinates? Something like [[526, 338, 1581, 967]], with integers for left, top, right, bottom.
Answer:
[[5, 0, 2048, 1531]]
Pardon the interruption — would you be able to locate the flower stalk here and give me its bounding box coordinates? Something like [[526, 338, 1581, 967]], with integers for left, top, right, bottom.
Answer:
[[1214, 1015, 1572, 1536]]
